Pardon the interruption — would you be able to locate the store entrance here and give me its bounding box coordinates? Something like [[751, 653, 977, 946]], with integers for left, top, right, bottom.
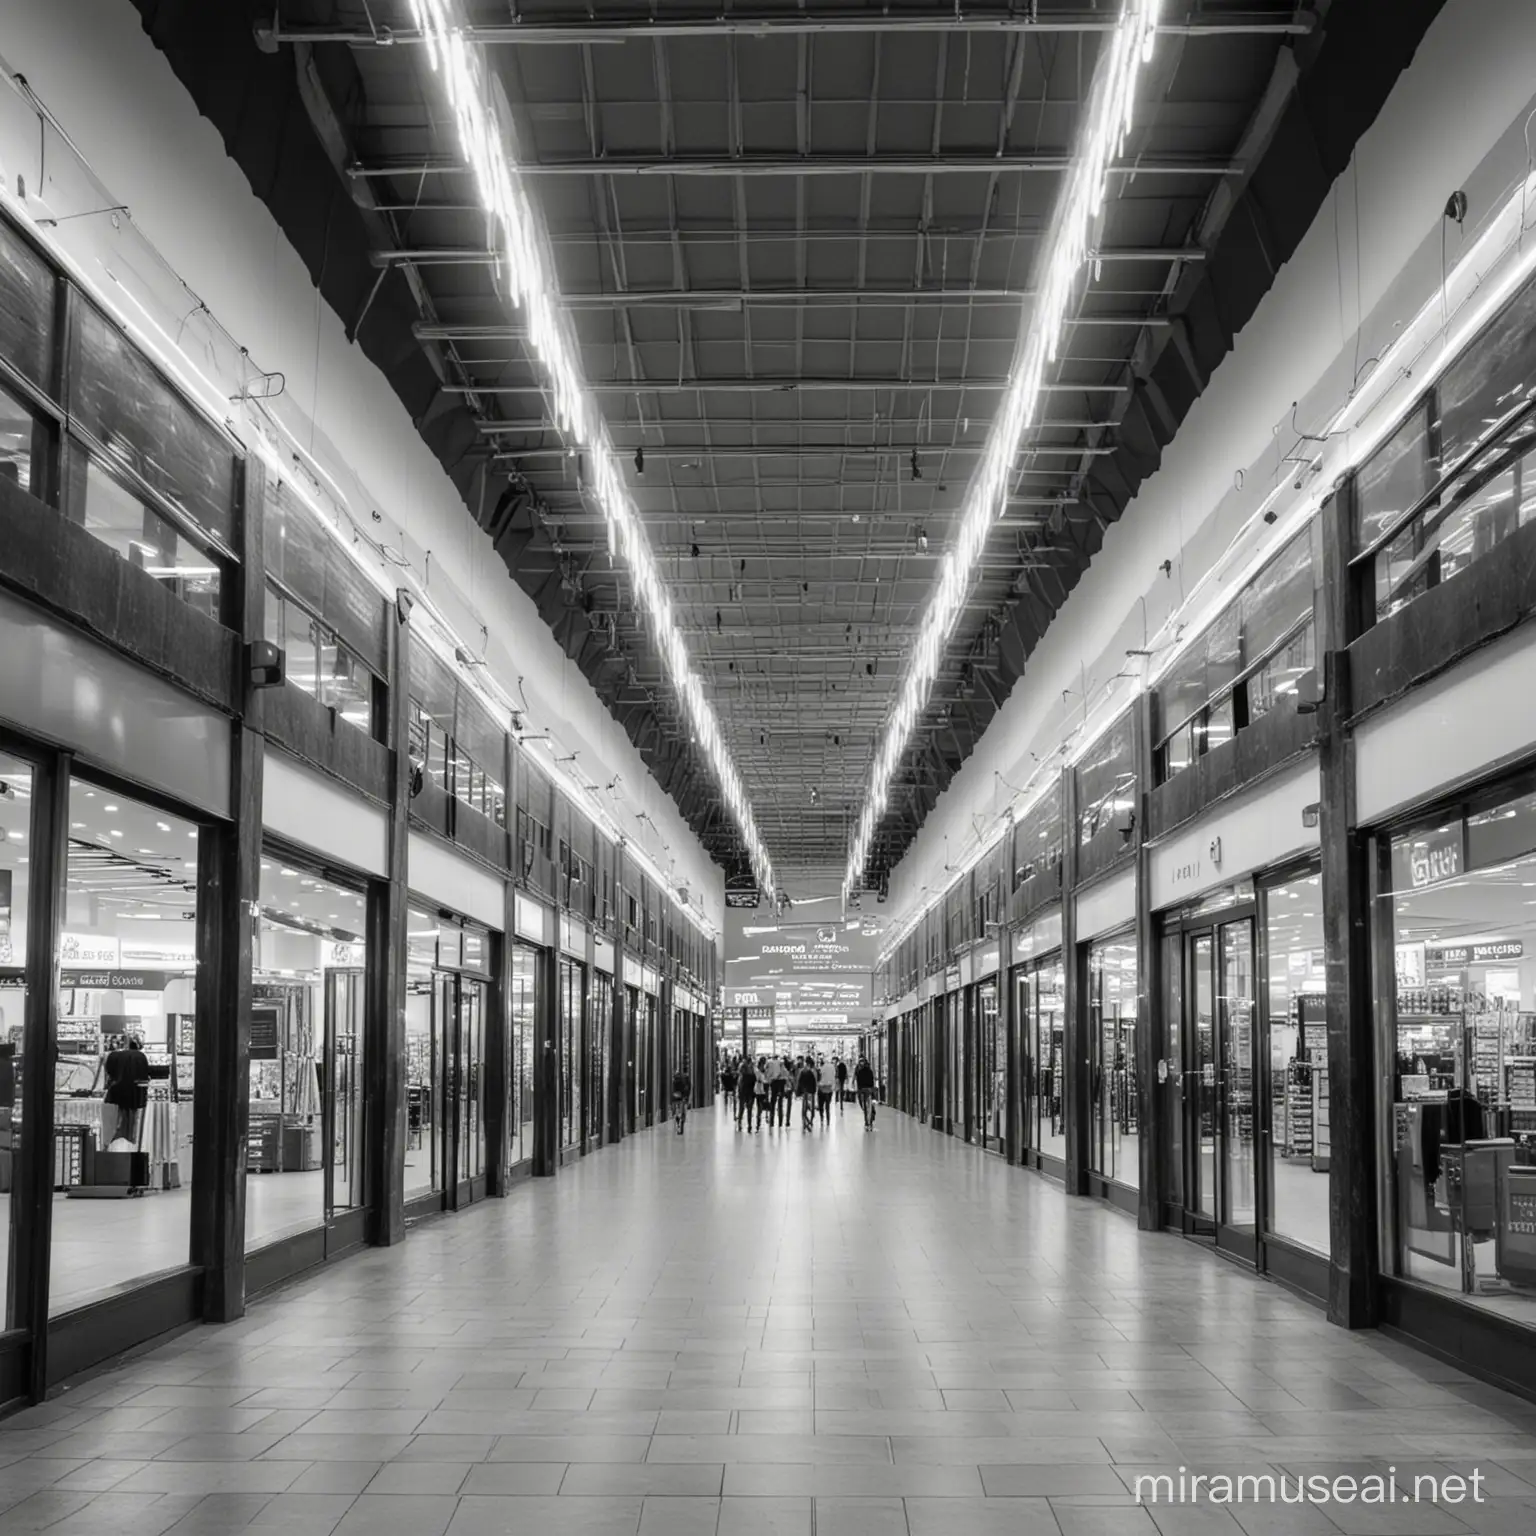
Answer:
[[1175, 913, 1257, 1261], [972, 977, 1004, 1153], [444, 972, 487, 1207]]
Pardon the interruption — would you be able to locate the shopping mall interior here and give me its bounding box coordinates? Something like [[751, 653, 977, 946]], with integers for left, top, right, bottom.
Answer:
[[6, 0, 1536, 1530]]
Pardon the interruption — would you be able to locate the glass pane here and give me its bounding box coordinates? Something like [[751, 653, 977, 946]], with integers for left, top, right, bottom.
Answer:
[[0, 379, 47, 498], [1191, 936, 1217, 1221], [50, 781, 199, 1313], [1156, 641, 1209, 746], [0, 753, 31, 1330], [1265, 872, 1329, 1255], [457, 979, 486, 1182], [1220, 922, 1256, 1231], [322, 638, 374, 733], [1385, 801, 1536, 1315], [1037, 958, 1067, 1164], [1241, 528, 1314, 662], [1204, 693, 1236, 755], [281, 599, 321, 701], [510, 945, 537, 1167], [1246, 621, 1315, 723], [1160, 931, 1184, 1214], [0, 219, 55, 393], [590, 972, 610, 1142], [404, 909, 443, 1200], [1205, 606, 1242, 709], [69, 298, 237, 548], [1089, 937, 1139, 1185], [1356, 403, 1433, 552], [1076, 714, 1135, 844], [74, 452, 222, 621], [1438, 272, 1536, 468], [248, 851, 368, 1248]]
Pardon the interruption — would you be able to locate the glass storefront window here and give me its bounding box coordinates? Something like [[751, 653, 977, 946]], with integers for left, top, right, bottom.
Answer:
[[559, 958, 584, 1149], [1035, 958, 1067, 1164], [1382, 786, 1536, 1318], [976, 978, 1003, 1151], [1087, 935, 1140, 1187], [509, 944, 538, 1169], [50, 781, 199, 1313], [0, 753, 31, 1329], [1264, 870, 1329, 1256], [247, 852, 368, 1251], [404, 908, 445, 1201]]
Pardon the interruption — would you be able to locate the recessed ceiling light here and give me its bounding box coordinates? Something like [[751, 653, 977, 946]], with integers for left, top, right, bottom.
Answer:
[[70, 821, 85, 830], [188, 832, 197, 840], [109, 830, 123, 839], [281, 868, 297, 877], [103, 804, 118, 812], [5, 830, 21, 842], [156, 822, 171, 833]]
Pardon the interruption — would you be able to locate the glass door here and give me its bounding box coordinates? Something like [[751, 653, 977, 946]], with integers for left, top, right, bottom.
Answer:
[[322, 969, 365, 1220], [624, 986, 639, 1133], [1180, 918, 1258, 1256], [455, 977, 486, 1202], [509, 945, 538, 1171], [1014, 968, 1034, 1157], [558, 959, 583, 1151], [1184, 932, 1218, 1234], [1219, 922, 1257, 1259], [588, 971, 610, 1148], [976, 979, 1003, 1152], [640, 993, 656, 1126], [0, 750, 35, 1357], [1036, 957, 1067, 1165]]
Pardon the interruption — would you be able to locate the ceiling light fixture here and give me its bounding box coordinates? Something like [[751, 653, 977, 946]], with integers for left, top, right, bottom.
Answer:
[[844, 0, 1163, 897], [404, 0, 774, 898]]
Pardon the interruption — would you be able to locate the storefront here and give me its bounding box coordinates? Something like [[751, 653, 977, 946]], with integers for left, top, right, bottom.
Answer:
[[511, 892, 552, 1176], [964, 945, 1004, 1153], [405, 833, 502, 1214], [1011, 905, 1066, 1175], [1076, 866, 1138, 1209], [1148, 760, 1328, 1295]]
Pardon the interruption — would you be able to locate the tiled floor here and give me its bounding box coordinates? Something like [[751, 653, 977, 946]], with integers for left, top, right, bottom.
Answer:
[[4, 1106, 1536, 1536]]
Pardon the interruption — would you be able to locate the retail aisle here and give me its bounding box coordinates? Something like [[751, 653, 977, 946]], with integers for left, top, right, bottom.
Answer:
[[3, 1109, 1536, 1536]]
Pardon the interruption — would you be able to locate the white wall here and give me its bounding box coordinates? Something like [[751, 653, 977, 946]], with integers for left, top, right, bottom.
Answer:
[[0, 0, 723, 942], [886, 0, 1536, 935]]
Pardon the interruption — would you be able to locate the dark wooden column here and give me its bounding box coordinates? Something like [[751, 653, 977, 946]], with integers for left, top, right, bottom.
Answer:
[[606, 848, 625, 1145], [365, 593, 411, 1244], [658, 974, 674, 1120], [1061, 767, 1089, 1196], [13, 747, 70, 1399], [192, 455, 265, 1323], [1318, 491, 1377, 1329], [1133, 692, 1160, 1230], [533, 941, 560, 1176]]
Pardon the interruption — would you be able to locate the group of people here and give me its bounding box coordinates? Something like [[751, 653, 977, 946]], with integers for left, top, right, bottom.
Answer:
[[719, 1050, 879, 1132]]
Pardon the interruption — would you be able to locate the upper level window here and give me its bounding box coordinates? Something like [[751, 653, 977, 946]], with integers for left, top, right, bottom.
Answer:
[[1356, 270, 1536, 627], [1154, 527, 1315, 784], [0, 380, 47, 498], [1013, 783, 1064, 889], [73, 451, 222, 622], [1076, 714, 1135, 844], [267, 584, 379, 734]]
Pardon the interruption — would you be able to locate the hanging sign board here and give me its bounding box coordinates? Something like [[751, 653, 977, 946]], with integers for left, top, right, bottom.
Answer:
[[1427, 939, 1523, 968], [60, 932, 119, 967], [514, 891, 552, 946]]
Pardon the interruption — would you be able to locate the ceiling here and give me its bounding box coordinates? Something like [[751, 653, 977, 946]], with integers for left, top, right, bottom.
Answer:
[[133, 0, 1446, 894]]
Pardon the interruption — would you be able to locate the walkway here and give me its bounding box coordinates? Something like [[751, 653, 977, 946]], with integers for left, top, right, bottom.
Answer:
[[4, 1108, 1536, 1536]]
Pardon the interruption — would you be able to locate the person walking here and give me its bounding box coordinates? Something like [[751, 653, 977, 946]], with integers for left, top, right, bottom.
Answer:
[[816, 1053, 836, 1128], [671, 1065, 692, 1134], [753, 1056, 770, 1131], [855, 1053, 877, 1131], [834, 1055, 849, 1115], [721, 1054, 737, 1111], [766, 1053, 788, 1129], [796, 1055, 818, 1132], [736, 1054, 758, 1132]]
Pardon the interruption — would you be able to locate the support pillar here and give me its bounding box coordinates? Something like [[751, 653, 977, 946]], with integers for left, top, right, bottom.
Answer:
[[1133, 692, 1161, 1230], [533, 942, 560, 1176], [1319, 492, 1377, 1328], [1062, 767, 1089, 1196]]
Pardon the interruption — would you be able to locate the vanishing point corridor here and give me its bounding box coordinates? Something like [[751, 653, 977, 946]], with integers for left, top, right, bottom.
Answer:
[[3, 1112, 1536, 1536]]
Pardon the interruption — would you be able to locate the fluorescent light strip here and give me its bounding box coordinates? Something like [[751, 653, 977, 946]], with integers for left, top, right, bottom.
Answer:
[[845, 0, 1162, 896], [406, 0, 774, 900], [875, 162, 1536, 969]]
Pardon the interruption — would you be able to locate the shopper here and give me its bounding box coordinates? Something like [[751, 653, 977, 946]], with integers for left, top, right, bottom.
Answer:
[[855, 1053, 877, 1131], [766, 1053, 788, 1129], [103, 1035, 150, 1146], [721, 1055, 737, 1110], [796, 1055, 818, 1132], [736, 1054, 758, 1132], [816, 1053, 836, 1127], [671, 1065, 691, 1134], [834, 1055, 849, 1114], [753, 1055, 770, 1130]]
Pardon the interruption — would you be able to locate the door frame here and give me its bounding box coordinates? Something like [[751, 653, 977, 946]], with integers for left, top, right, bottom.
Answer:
[[1160, 896, 1259, 1261]]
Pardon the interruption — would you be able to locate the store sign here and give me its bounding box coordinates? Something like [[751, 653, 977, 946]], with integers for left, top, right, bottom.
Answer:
[[325, 942, 366, 969], [63, 969, 178, 990], [1392, 821, 1465, 891], [60, 932, 119, 967], [743, 1005, 773, 1022], [119, 939, 195, 967], [1427, 940, 1524, 967], [726, 886, 761, 909]]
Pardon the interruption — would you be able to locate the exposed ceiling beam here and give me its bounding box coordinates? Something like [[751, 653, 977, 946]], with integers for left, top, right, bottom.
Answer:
[[349, 153, 1238, 180], [491, 445, 1115, 461], [462, 378, 1126, 398], [260, 10, 1315, 47]]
